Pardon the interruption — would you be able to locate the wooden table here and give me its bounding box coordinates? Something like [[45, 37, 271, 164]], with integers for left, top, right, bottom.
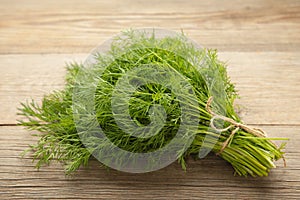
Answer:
[[1, 0, 299, 199]]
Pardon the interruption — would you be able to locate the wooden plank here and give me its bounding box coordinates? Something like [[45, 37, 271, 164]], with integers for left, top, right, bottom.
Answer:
[[0, 125, 299, 199], [220, 52, 300, 125], [0, 0, 299, 53], [0, 54, 86, 124], [0, 52, 299, 125]]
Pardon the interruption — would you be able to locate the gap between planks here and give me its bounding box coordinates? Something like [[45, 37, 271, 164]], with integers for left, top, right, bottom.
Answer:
[[0, 0, 299, 53]]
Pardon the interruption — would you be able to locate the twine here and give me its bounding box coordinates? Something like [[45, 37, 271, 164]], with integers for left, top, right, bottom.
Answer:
[[206, 96, 267, 154], [206, 96, 286, 167]]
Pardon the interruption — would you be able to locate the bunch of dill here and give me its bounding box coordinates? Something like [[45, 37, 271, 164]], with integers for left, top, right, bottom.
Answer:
[[18, 29, 286, 176]]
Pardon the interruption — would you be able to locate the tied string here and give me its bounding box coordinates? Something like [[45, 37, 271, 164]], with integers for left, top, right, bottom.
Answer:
[[206, 96, 267, 154], [206, 96, 286, 168]]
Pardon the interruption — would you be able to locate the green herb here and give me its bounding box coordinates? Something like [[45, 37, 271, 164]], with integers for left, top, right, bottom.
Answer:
[[18, 29, 287, 176]]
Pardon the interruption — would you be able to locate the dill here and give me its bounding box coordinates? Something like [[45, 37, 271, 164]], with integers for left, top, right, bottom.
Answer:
[[18, 29, 287, 176]]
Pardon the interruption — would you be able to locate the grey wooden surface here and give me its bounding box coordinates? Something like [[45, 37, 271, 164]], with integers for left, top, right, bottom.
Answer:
[[0, 0, 299, 199]]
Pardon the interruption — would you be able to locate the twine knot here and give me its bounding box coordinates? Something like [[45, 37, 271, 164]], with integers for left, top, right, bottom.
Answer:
[[206, 96, 267, 154]]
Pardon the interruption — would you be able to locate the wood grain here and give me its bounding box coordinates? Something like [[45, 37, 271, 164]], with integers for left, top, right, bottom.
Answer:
[[1, 52, 299, 125], [0, 0, 299, 53], [0, 0, 300, 199], [0, 126, 299, 199]]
